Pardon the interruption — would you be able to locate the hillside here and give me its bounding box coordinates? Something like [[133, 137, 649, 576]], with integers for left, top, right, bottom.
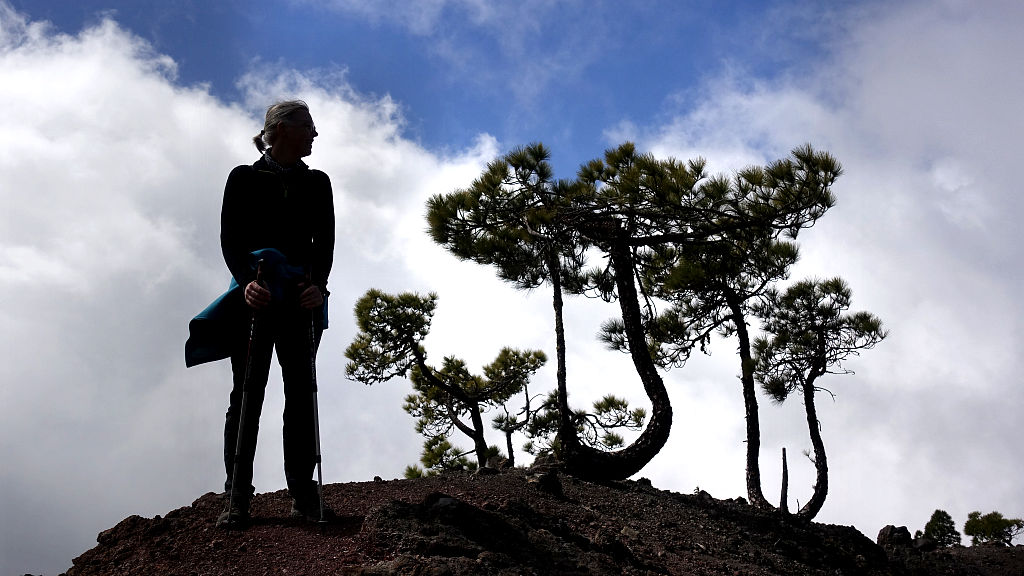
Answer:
[[59, 466, 1022, 575]]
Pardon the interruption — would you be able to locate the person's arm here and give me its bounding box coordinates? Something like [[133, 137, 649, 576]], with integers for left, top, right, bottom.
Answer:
[[220, 166, 256, 288], [311, 171, 335, 294], [221, 165, 272, 309]]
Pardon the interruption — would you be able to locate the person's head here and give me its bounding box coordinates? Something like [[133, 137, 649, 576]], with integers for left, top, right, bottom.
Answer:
[[252, 100, 318, 162]]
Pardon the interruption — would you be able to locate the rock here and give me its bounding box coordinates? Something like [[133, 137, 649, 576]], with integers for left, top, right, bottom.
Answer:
[[96, 515, 146, 545], [877, 525, 912, 548], [526, 470, 563, 498]]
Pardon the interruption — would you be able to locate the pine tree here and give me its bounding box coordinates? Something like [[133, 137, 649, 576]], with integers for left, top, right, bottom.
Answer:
[[427, 143, 671, 480], [590, 143, 841, 507], [921, 509, 961, 547], [429, 141, 845, 485], [964, 511, 1024, 546], [522, 391, 646, 456], [752, 278, 886, 520], [345, 289, 545, 469]]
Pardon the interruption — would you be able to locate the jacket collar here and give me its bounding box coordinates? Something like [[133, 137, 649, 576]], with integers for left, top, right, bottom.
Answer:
[[255, 153, 308, 174]]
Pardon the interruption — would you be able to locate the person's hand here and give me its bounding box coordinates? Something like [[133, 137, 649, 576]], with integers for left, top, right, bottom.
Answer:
[[298, 283, 324, 310], [244, 280, 271, 309]]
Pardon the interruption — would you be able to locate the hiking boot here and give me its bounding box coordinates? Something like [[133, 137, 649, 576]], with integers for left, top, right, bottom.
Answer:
[[290, 493, 337, 523], [217, 494, 251, 529]]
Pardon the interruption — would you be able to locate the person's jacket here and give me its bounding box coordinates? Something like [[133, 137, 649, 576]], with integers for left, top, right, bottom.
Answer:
[[185, 248, 329, 368], [185, 155, 335, 368], [221, 156, 334, 295]]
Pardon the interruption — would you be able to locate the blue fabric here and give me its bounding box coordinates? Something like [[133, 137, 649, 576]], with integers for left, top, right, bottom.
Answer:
[[185, 249, 328, 368]]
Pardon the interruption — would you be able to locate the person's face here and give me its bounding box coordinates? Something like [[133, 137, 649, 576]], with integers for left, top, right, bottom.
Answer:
[[279, 110, 317, 158]]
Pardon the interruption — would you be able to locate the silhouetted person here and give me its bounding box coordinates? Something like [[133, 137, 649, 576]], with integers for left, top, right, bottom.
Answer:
[[217, 100, 335, 528]]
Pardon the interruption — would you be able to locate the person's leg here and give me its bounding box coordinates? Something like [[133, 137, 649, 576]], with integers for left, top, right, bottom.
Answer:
[[223, 320, 273, 499], [278, 311, 320, 502]]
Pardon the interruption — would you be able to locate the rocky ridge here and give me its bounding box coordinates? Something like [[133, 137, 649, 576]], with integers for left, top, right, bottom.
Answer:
[[58, 467, 1023, 575]]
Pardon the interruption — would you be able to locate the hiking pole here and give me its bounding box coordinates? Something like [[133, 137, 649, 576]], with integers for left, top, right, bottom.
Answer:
[[227, 260, 264, 526], [307, 271, 327, 524]]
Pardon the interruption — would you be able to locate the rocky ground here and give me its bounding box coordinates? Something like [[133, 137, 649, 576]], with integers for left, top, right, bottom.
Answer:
[[56, 466, 1023, 575]]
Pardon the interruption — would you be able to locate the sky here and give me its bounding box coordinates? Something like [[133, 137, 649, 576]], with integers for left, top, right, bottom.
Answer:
[[1, 0, 1022, 573]]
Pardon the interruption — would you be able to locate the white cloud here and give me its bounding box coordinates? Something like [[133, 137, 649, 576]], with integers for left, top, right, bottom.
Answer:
[[928, 159, 990, 230]]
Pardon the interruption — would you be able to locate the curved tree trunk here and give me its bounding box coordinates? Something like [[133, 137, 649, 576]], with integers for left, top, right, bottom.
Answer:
[[797, 375, 828, 520], [556, 242, 673, 481], [725, 291, 772, 510], [467, 405, 490, 468]]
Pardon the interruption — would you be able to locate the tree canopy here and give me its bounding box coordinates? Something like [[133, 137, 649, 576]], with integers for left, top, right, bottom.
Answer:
[[752, 278, 886, 519], [919, 509, 961, 548], [345, 289, 545, 469], [426, 143, 672, 480], [586, 143, 848, 508], [424, 142, 853, 482], [348, 140, 886, 514], [344, 288, 645, 473], [964, 510, 1024, 546]]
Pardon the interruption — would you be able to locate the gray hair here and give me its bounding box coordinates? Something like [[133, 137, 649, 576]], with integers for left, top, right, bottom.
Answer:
[[252, 100, 310, 153]]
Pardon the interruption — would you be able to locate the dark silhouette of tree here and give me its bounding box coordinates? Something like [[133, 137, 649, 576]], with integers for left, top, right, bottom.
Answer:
[[964, 510, 1024, 546], [345, 289, 544, 469], [589, 144, 841, 506], [482, 347, 547, 467], [916, 509, 961, 547], [523, 391, 646, 457], [753, 278, 886, 520], [427, 143, 670, 480], [429, 142, 844, 483], [601, 233, 799, 510]]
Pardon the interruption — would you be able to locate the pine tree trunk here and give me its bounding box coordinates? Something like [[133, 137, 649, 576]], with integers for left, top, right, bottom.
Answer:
[[559, 241, 673, 480], [468, 404, 489, 468], [797, 377, 828, 520], [726, 292, 772, 510], [504, 429, 516, 467], [546, 252, 577, 448]]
